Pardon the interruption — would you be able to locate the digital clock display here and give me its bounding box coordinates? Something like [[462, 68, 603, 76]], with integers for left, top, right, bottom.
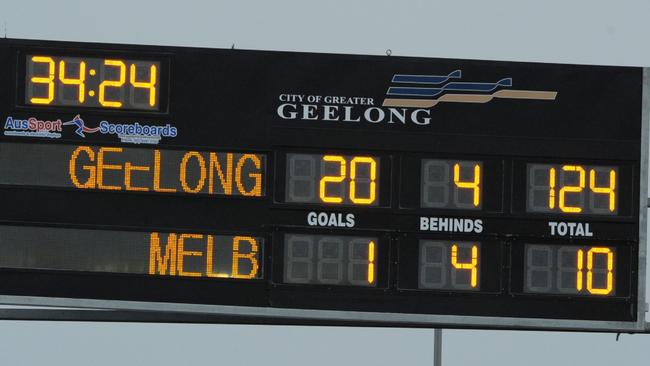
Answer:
[[25, 55, 162, 111]]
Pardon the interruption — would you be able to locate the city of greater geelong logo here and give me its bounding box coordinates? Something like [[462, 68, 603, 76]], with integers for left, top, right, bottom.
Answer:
[[5, 114, 178, 144], [276, 69, 557, 125], [382, 70, 557, 108]]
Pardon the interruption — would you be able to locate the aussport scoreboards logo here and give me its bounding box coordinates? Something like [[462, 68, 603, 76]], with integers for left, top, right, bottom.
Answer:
[[3, 116, 63, 138], [4, 114, 178, 145]]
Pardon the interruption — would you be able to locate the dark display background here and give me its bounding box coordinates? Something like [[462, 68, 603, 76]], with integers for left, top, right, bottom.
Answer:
[[0, 142, 266, 197], [0, 225, 262, 279], [0, 38, 643, 325]]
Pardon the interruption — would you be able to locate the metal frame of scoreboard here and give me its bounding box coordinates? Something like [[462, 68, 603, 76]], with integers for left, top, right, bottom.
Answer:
[[0, 38, 648, 332]]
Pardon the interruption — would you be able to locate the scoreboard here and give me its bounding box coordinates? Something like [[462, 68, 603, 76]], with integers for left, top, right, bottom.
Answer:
[[0, 38, 648, 332]]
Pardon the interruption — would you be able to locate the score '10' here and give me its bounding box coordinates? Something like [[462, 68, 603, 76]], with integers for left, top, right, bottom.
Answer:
[[525, 244, 615, 296]]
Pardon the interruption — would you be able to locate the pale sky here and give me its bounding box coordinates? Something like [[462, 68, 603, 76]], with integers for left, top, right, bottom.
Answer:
[[1, 1, 649, 365]]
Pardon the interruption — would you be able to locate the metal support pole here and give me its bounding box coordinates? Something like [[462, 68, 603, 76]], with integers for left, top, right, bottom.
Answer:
[[434, 328, 442, 366]]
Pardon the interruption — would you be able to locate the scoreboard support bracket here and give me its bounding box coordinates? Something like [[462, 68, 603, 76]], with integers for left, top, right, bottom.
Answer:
[[0, 294, 648, 332], [639, 67, 650, 331], [0, 304, 649, 333]]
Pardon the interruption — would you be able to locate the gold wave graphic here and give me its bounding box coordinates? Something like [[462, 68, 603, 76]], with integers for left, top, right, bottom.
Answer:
[[382, 89, 558, 108]]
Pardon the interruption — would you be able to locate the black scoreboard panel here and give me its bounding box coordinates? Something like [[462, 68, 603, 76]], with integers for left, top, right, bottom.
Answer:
[[0, 38, 647, 331]]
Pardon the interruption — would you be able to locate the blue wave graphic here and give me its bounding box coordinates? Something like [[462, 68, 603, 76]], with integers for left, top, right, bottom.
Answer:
[[387, 77, 513, 97], [391, 70, 461, 85]]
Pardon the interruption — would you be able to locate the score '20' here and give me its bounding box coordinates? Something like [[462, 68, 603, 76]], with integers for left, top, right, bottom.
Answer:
[[319, 155, 377, 205], [285, 154, 378, 206]]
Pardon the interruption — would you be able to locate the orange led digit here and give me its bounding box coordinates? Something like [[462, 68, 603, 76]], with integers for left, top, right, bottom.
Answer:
[[586, 247, 614, 295], [589, 169, 616, 212], [58, 60, 86, 103], [367, 240, 376, 284], [453, 163, 480, 207], [319, 155, 346, 203], [451, 244, 478, 288], [576, 249, 584, 291], [559, 165, 585, 213], [29, 56, 55, 104], [283, 234, 378, 287], [349, 156, 377, 205], [549, 167, 556, 209], [130, 63, 158, 107], [99, 59, 126, 108]]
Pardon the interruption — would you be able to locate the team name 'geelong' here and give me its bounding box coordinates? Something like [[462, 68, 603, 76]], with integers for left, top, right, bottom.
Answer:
[[277, 103, 431, 125]]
